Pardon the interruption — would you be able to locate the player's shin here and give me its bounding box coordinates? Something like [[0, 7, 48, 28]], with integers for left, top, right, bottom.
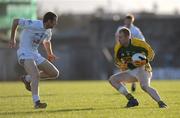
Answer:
[[31, 77, 40, 103], [117, 82, 139, 107], [141, 85, 167, 108], [118, 83, 135, 100], [141, 85, 161, 102], [109, 77, 134, 100]]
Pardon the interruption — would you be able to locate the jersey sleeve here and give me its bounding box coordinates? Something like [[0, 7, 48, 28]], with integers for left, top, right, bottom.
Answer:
[[18, 19, 33, 28], [142, 42, 154, 61], [44, 29, 52, 41], [145, 42, 155, 61], [133, 39, 155, 61], [114, 42, 123, 66]]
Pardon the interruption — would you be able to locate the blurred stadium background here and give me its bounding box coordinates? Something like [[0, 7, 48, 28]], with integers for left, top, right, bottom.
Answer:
[[0, 0, 180, 81]]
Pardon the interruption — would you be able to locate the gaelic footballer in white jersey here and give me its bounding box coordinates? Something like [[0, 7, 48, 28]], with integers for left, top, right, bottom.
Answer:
[[9, 12, 59, 109]]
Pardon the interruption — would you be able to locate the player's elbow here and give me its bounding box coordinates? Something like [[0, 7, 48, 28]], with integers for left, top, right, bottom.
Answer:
[[149, 55, 155, 61], [147, 51, 155, 61], [43, 40, 50, 47]]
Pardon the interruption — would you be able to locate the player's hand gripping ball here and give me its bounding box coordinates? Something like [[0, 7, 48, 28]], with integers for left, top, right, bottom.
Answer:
[[116, 63, 128, 71]]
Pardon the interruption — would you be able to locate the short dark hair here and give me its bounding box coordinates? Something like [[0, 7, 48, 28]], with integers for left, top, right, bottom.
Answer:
[[43, 12, 57, 23], [125, 14, 135, 22], [119, 27, 131, 36]]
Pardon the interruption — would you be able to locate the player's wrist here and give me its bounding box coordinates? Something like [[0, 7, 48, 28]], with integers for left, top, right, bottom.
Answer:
[[145, 59, 148, 63], [47, 53, 54, 57], [119, 63, 128, 70]]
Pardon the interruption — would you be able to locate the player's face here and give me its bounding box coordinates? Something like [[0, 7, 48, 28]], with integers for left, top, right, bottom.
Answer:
[[118, 32, 129, 46], [124, 19, 133, 28], [46, 17, 57, 28]]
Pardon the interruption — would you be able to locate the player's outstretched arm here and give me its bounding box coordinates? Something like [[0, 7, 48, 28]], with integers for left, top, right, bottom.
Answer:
[[43, 40, 58, 62], [9, 19, 19, 48]]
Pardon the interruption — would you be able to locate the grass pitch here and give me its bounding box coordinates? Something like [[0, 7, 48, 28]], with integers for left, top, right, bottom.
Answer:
[[0, 80, 180, 118]]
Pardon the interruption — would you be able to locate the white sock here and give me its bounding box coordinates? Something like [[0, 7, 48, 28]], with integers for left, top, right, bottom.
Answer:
[[32, 95, 40, 103], [118, 85, 129, 95], [25, 75, 32, 82]]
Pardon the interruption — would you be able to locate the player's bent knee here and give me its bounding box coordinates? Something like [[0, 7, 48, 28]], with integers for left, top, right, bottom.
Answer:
[[108, 75, 113, 82], [50, 69, 59, 78], [140, 85, 149, 92], [109, 75, 116, 84], [54, 70, 59, 78], [31, 73, 40, 79]]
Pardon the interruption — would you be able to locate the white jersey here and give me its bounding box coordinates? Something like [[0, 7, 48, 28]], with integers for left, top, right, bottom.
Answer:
[[116, 24, 145, 41], [18, 19, 52, 52]]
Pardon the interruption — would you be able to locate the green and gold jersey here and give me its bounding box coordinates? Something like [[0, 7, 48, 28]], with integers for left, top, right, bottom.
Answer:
[[114, 38, 155, 71]]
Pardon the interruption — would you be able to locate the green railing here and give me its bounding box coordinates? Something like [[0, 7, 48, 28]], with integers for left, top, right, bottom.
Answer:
[[0, 0, 36, 29]]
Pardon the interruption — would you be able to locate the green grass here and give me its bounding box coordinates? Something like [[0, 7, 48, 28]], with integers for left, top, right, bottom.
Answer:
[[0, 80, 180, 118]]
